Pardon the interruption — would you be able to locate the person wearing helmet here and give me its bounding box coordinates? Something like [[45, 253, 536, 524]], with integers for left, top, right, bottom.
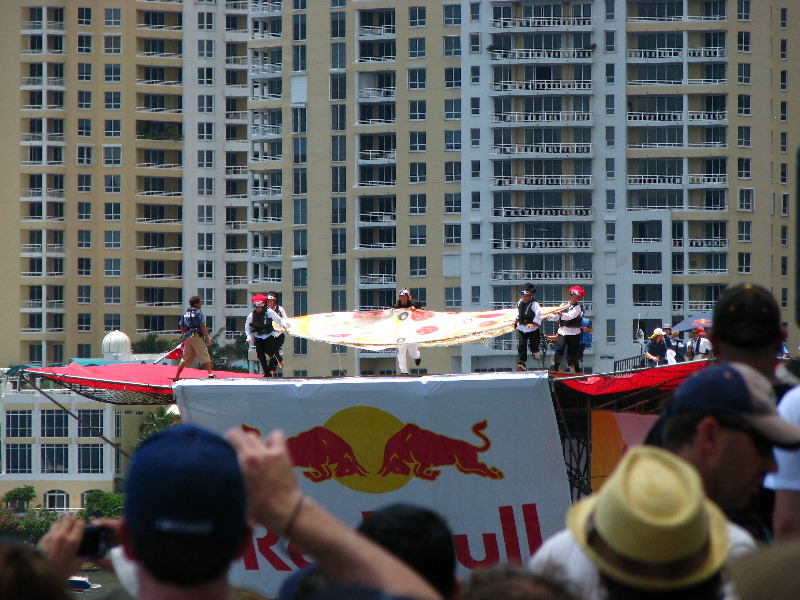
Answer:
[[390, 289, 422, 375], [547, 286, 585, 373], [265, 291, 289, 372], [245, 293, 287, 377], [515, 284, 543, 371]]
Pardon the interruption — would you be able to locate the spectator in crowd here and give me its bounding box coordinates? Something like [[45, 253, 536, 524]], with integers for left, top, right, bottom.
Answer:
[[663, 324, 687, 363], [686, 327, 712, 361], [577, 318, 592, 369], [643, 328, 667, 367], [0, 541, 70, 600], [729, 537, 800, 600], [536, 446, 730, 600], [461, 565, 577, 600], [533, 362, 800, 600], [39, 425, 441, 600]]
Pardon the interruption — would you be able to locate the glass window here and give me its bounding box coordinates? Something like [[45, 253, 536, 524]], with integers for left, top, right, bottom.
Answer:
[[78, 63, 91, 81], [104, 35, 121, 54], [445, 287, 462, 308], [737, 252, 751, 274], [105, 8, 121, 26], [77, 34, 92, 54], [443, 224, 461, 245], [409, 38, 426, 59], [410, 193, 427, 214], [42, 444, 68, 473], [444, 130, 461, 150], [105, 286, 121, 304], [78, 444, 104, 473], [331, 259, 346, 285], [410, 256, 427, 277], [409, 131, 427, 152], [444, 193, 461, 213], [408, 68, 426, 89], [444, 98, 461, 119], [104, 64, 121, 82], [41, 410, 69, 437], [6, 411, 32, 437], [409, 7, 426, 27], [5, 445, 32, 474], [443, 4, 461, 25], [410, 162, 426, 183], [78, 7, 92, 25], [409, 100, 426, 120], [77, 285, 91, 304], [410, 225, 427, 245], [104, 258, 121, 277], [444, 67, 461, 88], [443, 36, 461, 57], [104, 230, 121, 249]]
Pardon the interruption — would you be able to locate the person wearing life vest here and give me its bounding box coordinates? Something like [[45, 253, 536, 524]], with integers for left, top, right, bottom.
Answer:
[[265, 291, 289, 372], [174, 295, 215, 380], [547, 285, 585, 373], [390, 289, 422, 375], [515, 284, 543, 371], [245, 293, 287, 377]]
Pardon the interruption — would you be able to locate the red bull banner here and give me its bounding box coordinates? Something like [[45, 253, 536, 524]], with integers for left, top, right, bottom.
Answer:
[[174, 372, 571, 597]]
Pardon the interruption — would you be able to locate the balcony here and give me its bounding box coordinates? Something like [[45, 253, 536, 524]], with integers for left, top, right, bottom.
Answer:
[[491, 237, 592, 250], [357, 149, 397, 163], [135, 162, 183, 170], [687, 238, 727, 249], [135, 190, 182, 197], [251, 64, 282, 78], [135, 217, 182, 225], [135, 300, 182, 308], [490, 142, 591, 156], [687, 174, 727, 185], [135, 273, 183, 280], [357, 211, 396, 225], [492, 111, 591, 124], [490, 79, 591, 93], [135, 78, 183, 87], [491, 206, 593, 218], [226, 111, 247, 121], [687, 110, 727, 122], [687, 46, 727, 59], [251, 124, 282, 139], [627, 175, 683, 186], [251, 247, 282, 260], [360, 274, 397, 286], [356, 179, 396, 188], [358, 87, 396, 100], [252, 186, 282, 200], [490, 48, 592, 61], [135, 245, 182, 252], [632, 237, 662, 244], [357, 25, 396, 38], [226, 276, 248, 286], [685, 267, 727, 276], [626, 14, 727, 23], [492, 175, 593, 188], [626, 48, 683, 59], [490, 269, 592, 282], [136, 24, 182, 31], [225, 220, 247, 231], [490, 16, 592, 29]]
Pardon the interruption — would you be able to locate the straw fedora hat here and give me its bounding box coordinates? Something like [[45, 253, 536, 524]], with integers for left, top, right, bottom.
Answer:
[[567, 446, 729, 592]]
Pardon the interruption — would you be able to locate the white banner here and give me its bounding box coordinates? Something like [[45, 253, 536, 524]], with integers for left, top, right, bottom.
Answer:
[[174, 372, 571, 597]]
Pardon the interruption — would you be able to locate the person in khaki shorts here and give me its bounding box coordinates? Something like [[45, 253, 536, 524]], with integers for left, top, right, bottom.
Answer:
[[173, 295, 215, 380]]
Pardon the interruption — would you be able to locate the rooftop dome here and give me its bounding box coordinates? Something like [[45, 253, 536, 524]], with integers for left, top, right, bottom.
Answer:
[[102, 330, 132, 355]]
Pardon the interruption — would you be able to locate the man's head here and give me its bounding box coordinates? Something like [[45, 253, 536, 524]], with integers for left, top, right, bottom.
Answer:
[[662, 323, 672, 333], [266, 292, 279, 307], [397, 289, 412, 303], [123, 425, 249, 587], [651, 363, 800, 509], [651, 328, 665, 341], [357, 504, 457, 599], [189, 295, 203, 308]]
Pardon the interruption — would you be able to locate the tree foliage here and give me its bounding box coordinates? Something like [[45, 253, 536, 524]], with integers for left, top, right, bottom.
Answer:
[[137, 405, 180, 447], [209, 328, 249, 372], [132, 333, 181, 354], [18, 508, 59, 544], [77, 490, 123, 520], [3, 485, 36, 511]]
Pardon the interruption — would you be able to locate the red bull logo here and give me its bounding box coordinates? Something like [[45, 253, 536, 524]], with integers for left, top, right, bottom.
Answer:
[[242, 407, 503, 494]]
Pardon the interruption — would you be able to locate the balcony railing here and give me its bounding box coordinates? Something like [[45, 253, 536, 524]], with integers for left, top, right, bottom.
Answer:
[[490, 48, 592, 60], [627, 175, 683, 185], [626, 48, 683, 59], [490, 79, 591, 92], [492, 111, 591, 123], [687, 238, 728, 248], [492, 238, 592, 250], [358, 211, 396, 223], [252, 186, 282, 198], [251, 247, 282, 259], [490, 16, 592, 28], [492, 206, 593, 218], [490, 269, 592, 282], [358, 149, 397, 161], [360, 274, 397, 285], [358, 87, 396, 99], [492, 175, 593, 187], [687, 174, 727, 184], [626, 15, 727, 23], [491, 143, 591, 155], [357, 25, 396, 37]]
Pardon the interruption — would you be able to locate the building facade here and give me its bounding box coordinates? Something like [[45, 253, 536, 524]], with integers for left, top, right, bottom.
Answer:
[[0, 0, 796, 376]]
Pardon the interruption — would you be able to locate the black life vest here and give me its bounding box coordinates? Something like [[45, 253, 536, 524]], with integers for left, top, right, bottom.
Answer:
[[561, 304, 583, 328], [517, 299, 536, 325], [251, 308, 273, 335], [182, 308, 201, 333]]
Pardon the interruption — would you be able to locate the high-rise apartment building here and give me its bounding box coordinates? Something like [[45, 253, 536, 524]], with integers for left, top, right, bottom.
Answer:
[[0, 0, 797, 376]]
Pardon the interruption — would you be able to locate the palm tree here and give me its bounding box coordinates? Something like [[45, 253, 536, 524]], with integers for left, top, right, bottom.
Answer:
[[136, 405, 179, 447], [209, 328, 249, 372], [132, 333, 181, 354]]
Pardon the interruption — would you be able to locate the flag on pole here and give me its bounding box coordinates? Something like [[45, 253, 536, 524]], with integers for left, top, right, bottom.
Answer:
[[153, 342, 184, 364]]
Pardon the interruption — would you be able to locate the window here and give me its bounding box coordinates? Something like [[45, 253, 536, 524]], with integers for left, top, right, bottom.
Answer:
[[41, 410, 69, 437], [104, 258, 121, 277], [293, 229, 308, 256], [198, 67, 214, 85], [604, 30, 616, 52], [738, 221, 752, 242], [781, 39, 787, 60], [443, 36, 461, 57], [77, 34, 92, 54], [470, 97, 480, 116], [737, 126, 751, 147], [75, 229, 91, 250], [78, 7, 92, 25], [470, 2, 480, 21], [781, 163, 788, 184], [737, 31, 751, 52], [738, 0, 750, 20], [470, 129, 480, 147], [445, 287, 462, 308], [331, 228, 346, 254], [331, 166, 345, 193], [469, 33, 481, 53], [605, 63, 615, 84], [444, 224, 461, 245], [104, 64, 121, 82], [78, 63, 91, 81], [445, 192, 461, 213], [782, 193, 790, 216], [409, 131, 427, 152], [197, 232, 214, 251], [444, 67, 461, 88], [197, 178, 220, 209], [410, 256, 426, 277], [444, 161, 461, 182], [197, 149, 214, 168], [330, 43, 344, 69], [105, 286, 121, 305], [77, 118, 91, 137], [410, 162, 426, 183], [606, 284, 616, 306], [444, 130, 461, 150], [737, 63, 750, 84], [331, 290, 347, 312], [409, 6, 426, 27], [197, 260, 214, 278], [104, 120, 121, 137], [78, 444, 103, 473], [409, 68, 426, 89], [78, 257, 92, 276], [103, 174, 120, 194], [198, 39, 214, 59], [105, 202, 121, 221], [607, 319, 616, 344], [198, 95, 214, 113], [471, 160, 481, 178], [443, 4, 461, 25], [78, 409, 103, 437], [409, 37, 426, 59], [5, 445, 32, 474], [294, 198, 307, 225], [738, 188, 754, 211], [77, 285, 91, 304], [331, 197, 346, 224], [198, 122, 213, 140], [781, 256, 789, 277], [409, 100, 426, 120], [605, 94, 615, 115], [332, 259, 346, 285], [104, 35, 121, 54], [331, 12, 345, 38], [198, 205, 214, 223], [6, 410, 32, 437], [606, 190, 616, 210], [781, 225, 789, 246], [292, 107, 307, 133], [103, 146, 121, 166], [781, 101, 788, 121], [781, 70, 788, 91], [737, 158, 751, 179], [330, 74, 346, 100], [737, 94, 751, 116], [330, 136, 344, 163], [104, 91, 121, 110], [294, 337, 308, 356], [104, 313, 121, 331], [410, 225, 426, 245], [105, 8, 121, 26], [104, 230, 121, 249], [410, 193, 426, 214], [738, 252, 751, 274], [41, 445, 68, 473], [78, 90, 92, 109], [77, 145, 93, 166], [605, 222, 615, 242], [198, 12, 214, 30], [78, 174, 92, 193]]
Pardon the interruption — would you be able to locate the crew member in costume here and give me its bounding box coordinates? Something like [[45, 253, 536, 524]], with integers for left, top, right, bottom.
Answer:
[[390, 289, 422, 375], [265, 291, 289, 371], [548, 286, 584, 373], [515, 284, 543, 371], [245, 293, 287, 377]]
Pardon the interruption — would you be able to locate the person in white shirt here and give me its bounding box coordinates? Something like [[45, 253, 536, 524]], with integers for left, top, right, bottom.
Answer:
[[547, 286, 584, 373]]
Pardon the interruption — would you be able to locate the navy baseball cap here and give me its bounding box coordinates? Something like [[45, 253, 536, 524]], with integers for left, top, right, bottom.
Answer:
[[124, 425, 246, 536], [670, 363, 800, 448]]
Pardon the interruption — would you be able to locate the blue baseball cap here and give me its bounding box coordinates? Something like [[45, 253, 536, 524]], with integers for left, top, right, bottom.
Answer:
[[124, 425, 246, 536]]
